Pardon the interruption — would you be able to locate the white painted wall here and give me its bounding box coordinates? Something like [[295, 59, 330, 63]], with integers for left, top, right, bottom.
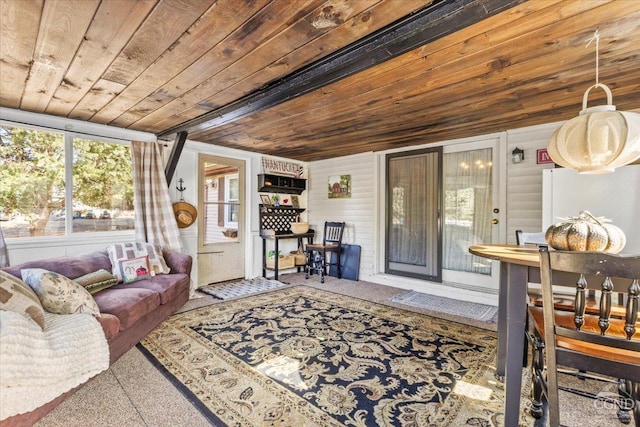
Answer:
[[505, 122, 561, 243], [306, 152, 378, 278], [5, 233, 136, 265], [0, 107, 156, 143]]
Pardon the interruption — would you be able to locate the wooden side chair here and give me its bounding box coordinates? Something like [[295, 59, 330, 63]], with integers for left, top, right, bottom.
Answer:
[[527, 247, 640, 426], [519, 229, 626, 316], [304, 221, 345, 283]]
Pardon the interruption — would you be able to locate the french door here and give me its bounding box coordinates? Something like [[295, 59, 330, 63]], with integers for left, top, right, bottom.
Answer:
[[385, 139, 501, 288], [197, 154, 245, 284], [441, 140, 500, 289], [385, 147, 442, 281]]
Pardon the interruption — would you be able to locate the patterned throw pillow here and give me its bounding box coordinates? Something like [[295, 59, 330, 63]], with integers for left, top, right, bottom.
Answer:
[[118, 255, 151, 284], [0, 270, 46, 330], [73, 269, 119, 294], [21, 268, 100, 317], [106, 242, 170, 281]]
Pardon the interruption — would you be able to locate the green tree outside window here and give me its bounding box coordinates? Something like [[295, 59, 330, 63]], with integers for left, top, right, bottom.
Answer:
[[0, 125, 134, 238]]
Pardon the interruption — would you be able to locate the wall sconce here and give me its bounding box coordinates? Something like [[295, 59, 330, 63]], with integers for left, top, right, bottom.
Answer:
[[512, 147, 524, 164], [547, 30, 640, 174]]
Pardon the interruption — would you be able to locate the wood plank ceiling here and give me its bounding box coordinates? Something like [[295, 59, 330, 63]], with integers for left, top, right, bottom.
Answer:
[[1, 0, 639, 162]]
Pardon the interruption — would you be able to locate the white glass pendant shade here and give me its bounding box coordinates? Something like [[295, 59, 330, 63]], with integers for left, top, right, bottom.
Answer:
[[548, 83, 640, 174]]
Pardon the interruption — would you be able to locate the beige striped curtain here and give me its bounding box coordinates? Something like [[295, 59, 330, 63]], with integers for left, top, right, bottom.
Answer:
[[0, 225, 9, 267], [131, 141, 182, 252]]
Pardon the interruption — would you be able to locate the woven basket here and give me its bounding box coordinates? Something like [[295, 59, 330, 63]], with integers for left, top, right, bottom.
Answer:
[[290, 250, 306, 266], [267, 255, 295, 270]]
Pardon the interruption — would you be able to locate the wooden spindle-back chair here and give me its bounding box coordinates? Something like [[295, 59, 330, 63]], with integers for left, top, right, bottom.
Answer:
[[527, 247, 640, 426], [304, 221, 345, 283]]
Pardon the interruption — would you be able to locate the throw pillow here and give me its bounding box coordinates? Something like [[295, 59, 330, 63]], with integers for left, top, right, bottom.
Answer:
[[73, 269, 118, 295], [0, 270, 46, 330], [106, 242, 170, 281], [118, 255, 151, 284], [21, 268, 100, 317]]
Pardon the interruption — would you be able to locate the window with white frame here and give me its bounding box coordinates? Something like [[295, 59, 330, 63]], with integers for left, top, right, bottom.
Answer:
[[224, 174, 239, 228], [0, 123, 134, 238]]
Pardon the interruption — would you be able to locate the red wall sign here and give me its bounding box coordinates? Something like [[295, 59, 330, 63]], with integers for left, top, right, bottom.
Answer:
[[537, 148, 554, 164]]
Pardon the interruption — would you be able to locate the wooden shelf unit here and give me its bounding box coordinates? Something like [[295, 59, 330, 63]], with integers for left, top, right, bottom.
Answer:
[[258, 174, 306, 194]]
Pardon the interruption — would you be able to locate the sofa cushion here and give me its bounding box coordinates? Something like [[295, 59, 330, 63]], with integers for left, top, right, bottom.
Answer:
[[97, 313, 120, 340], [118, 255, 151, 284], [161, 250, 192, 275], [106, 242, 170, 281], [114, 273, 189, 305], [0, 270, 46, 330], [21, 269, 101, 317], [73, 269, 119, 294], [93, 287, 160, 331], [2, 251, 113, 281]]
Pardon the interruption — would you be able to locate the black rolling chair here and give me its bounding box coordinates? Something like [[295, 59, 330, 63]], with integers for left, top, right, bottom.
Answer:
[[304, 221, 345, 283]]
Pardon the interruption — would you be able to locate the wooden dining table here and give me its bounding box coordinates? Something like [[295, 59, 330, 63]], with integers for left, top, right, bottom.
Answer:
[[468, 244, 542, 427]]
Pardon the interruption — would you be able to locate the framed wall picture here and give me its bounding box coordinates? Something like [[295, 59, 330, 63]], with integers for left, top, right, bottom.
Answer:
[[328, 175, 351, 198], [291, 195, 300, 208], [260, 195, 271, 205]]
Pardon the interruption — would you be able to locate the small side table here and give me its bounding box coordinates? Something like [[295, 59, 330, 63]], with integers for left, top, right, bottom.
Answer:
[[261, 231, 314, 281]]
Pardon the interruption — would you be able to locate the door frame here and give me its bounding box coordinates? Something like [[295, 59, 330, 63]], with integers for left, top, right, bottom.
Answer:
[[197, 153, 246, 283], [377, 133, 506, 291]]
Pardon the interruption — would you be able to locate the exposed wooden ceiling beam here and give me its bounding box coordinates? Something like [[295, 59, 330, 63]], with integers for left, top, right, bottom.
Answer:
[[156, 0, 525, 140], [165, 131, 188, 184]]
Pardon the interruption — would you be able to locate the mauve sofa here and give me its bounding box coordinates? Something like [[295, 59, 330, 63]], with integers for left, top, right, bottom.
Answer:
[[0, 249, 192, 427]]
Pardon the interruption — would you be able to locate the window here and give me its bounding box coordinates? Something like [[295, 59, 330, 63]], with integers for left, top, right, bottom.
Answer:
[[224, 174, 239, 228], [0, 124, 134, 238], [201, 158, 240, 244]]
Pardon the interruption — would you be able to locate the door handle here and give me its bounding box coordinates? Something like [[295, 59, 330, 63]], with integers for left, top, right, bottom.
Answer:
[[492, 219, 499, 225]]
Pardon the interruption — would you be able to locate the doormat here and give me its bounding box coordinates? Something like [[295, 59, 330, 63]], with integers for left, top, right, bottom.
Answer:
[[199, 276, 287, 300], [390, 290, 498, 323]]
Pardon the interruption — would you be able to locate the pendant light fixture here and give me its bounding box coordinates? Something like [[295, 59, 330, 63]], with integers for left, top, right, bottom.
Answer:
[[547, 30, 640, 174]]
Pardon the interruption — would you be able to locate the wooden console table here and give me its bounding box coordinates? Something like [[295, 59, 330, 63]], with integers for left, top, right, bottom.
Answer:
[[261, 231, 314, 280]]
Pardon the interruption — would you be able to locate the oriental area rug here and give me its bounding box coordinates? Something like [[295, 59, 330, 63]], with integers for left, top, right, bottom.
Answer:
[[139, 286, 532, 426]]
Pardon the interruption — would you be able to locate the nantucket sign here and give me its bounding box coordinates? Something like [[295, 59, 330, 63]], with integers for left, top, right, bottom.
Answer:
[[261, 157, 304, 178]]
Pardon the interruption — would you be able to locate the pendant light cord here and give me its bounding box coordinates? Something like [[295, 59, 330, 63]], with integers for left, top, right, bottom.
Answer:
[[586, 30, 600, 85]]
